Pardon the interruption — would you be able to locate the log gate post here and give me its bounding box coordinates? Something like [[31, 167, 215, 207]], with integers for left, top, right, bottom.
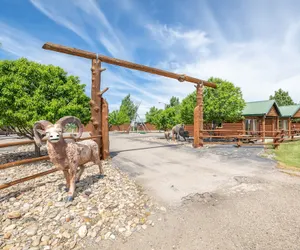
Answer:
[[90, 58, 107, 159], [193, 82, 204, 148]]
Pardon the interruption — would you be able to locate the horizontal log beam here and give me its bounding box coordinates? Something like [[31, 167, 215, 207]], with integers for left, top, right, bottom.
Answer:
[[0, 135, 102, 148], [42, 42, 216, 88], [0, 156, 50, 170], [0, 168, 58, 190]]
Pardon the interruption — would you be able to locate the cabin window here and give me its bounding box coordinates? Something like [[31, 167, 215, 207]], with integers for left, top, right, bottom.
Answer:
[[279, 120, 288, 130]]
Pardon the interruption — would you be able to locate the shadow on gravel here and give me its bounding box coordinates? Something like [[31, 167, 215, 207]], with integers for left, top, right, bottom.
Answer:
[[0, 167, 104, 202]]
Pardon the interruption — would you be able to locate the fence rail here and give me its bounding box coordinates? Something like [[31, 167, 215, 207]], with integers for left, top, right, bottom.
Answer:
[[0, 135, 102, 190], [192, 129, 300, 149]]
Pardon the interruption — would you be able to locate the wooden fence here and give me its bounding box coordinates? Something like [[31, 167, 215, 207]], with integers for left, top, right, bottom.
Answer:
[[0, 135, 103, 190]]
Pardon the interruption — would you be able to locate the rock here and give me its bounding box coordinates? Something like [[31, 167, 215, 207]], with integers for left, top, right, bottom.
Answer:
[[7, 211, 21, 219], [118, 227, 126, 233], [62, 231, 71, 239], [3, 245, 14, 250], [26, 224, 38, 236], [4, 224, 17, 232], [4, 232, 12, 239], [124, 231, 132, 237], [54, 202, 65, 208], [78, 225, 87, 238], [142, 225, 147, 230], [31, 235, 41, 247], [110, 234, 116, 240], [41, 235, 50, 243], [69, 240, 77, 248], [105, 232, 111, 240], [22, 203, 30, 212], [160, 206, 167, 212]]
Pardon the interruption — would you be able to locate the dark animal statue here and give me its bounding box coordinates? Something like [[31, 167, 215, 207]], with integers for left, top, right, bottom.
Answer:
[[172, 124, 187, 141]]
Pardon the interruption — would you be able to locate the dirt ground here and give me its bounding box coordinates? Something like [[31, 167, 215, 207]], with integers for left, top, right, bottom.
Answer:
[[96, 132, 300, 250]]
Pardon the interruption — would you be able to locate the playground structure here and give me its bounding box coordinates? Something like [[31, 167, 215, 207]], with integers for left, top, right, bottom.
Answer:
[[126, 101, 150, 133]]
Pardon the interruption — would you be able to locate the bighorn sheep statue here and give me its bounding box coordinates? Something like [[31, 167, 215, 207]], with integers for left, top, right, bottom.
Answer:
[[33, 116, 104, 202]]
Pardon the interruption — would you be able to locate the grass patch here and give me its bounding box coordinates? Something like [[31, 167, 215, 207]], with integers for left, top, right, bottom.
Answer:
[[269, 141, 300, 168]]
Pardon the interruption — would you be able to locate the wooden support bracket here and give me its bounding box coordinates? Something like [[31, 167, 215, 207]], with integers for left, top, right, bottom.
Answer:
[[97, 87, 109, 97]]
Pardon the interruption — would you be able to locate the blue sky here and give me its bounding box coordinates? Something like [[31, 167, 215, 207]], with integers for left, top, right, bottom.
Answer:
[[1, 0, 300, 119]]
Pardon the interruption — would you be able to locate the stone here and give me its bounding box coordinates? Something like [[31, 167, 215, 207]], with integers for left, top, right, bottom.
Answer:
[[142, 225, 147, 230], [41, 235, 50, 243], [4, 224, 17, 232], [160, 207, 167, 212], [7, 211, 21, 219], [78, 225, 87, 238], [110, 234, 116, 240], [104, 232, 111, 240], [4, 232, 12, 239], [124, 231, 132, 237], [118, 227, 126, 233], [31, 236, 41, 247], [3, 245, 14, 250], [69, 240, 77, 248], [26, 224, 38, 236], [62, 231, 71, 239]]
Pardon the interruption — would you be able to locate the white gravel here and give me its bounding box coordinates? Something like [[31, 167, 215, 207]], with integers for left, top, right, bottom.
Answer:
[[0, 144, 159, 250]]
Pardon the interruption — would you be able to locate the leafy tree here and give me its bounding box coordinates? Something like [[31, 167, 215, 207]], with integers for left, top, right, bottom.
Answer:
[[155, 107, 181, 131], [108, 109, 130, 130], [204, 77, 245, 127], [180, 77, 245, 128], [145, 106, 161, 124], [269, 88, 295, 106], [180, 91, 196, 124], [120, 94, 138, 121], [0, 58, 91, 154], [166, 96, 180, 109]]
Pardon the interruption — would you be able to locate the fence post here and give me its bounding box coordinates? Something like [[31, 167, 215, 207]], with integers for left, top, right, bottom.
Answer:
[[101, 98, 109, 160], [262, 115, 266, 142]]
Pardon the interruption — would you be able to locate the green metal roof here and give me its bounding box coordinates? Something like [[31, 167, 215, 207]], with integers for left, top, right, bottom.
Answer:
[[279, 105, 300, 117], [242, 100, 281, 117]]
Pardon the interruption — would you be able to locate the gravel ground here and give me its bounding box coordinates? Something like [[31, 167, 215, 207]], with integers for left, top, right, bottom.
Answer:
[[0, 145, 160, 250]]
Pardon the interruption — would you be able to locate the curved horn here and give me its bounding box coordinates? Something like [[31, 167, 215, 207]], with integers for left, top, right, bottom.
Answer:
[[33, 120, 53, 147], [56, 116, 83, 139]]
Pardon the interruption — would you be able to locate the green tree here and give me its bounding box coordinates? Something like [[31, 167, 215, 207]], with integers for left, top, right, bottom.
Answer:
[[0, 58, 91, 154], [269, 88, 295, 106], [120, 94, 138, 121], [180, 91, 197, 124], [145, 106, 161, 124], [155, 107, 181, 131], [204, 77, 245, 127], [166, 96, 180, 109], [108, 109, 130, 128], [180, 77, 245, 127]]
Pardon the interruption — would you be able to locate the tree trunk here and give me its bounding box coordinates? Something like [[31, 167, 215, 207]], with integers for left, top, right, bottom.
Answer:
[[34, 143, 41, 157]]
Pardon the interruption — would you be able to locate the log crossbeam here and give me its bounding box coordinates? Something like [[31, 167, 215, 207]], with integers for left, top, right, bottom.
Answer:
[[42, 42, 216, 88]]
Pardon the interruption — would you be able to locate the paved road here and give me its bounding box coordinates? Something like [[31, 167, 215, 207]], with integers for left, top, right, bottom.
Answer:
[[103, 132, 300, 250], [110, 133, 278, 206]]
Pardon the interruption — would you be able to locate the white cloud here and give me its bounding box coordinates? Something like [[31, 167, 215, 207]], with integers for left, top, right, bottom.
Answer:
[[145, 17, 300, 104], [30, 0, 129, 59], [146, 23, 212, 56]]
